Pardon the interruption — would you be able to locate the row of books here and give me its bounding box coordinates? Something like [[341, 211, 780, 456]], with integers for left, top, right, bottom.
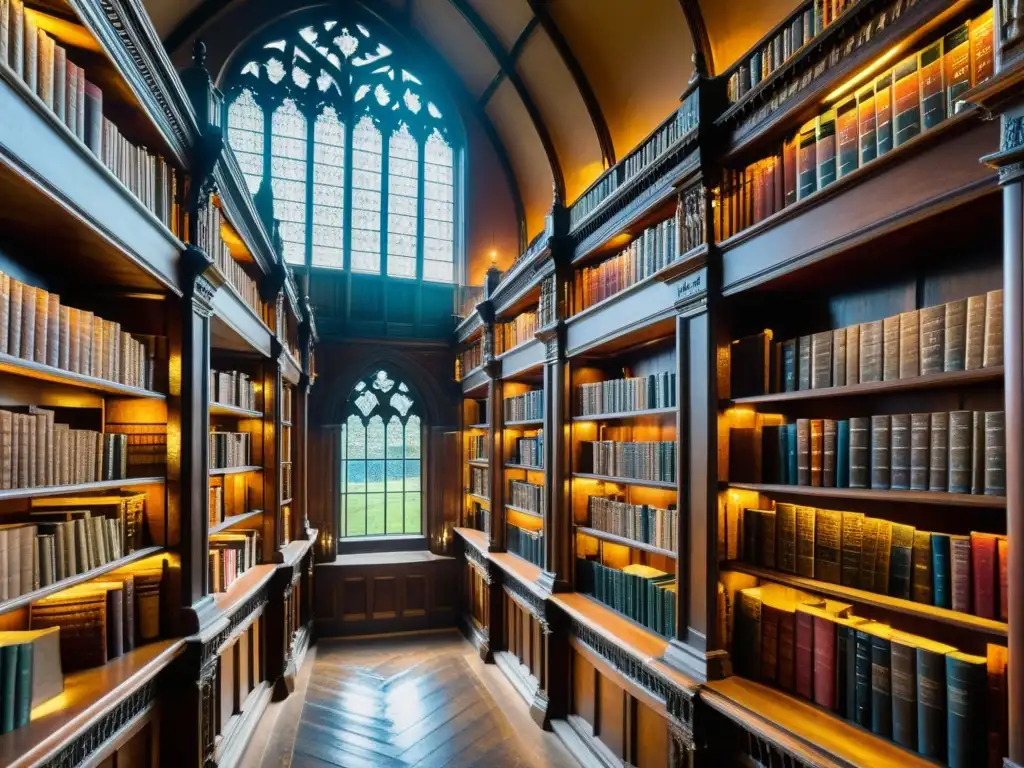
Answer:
[[576, 559, 676, 638], [0, 273, 161, 391], [457, 342, 483, 380], [506, 523, 543, 567], [467, 502, 489, 535], [579, 440, 677, 483], [0, 1, 183, 235], [209, 431, 252, 470], [731, 410, 1006, 496], [731, 290, 1004, 398], [211, 369, 258, 411], [538, 276, 557, 328], [508, 480, 544, 516], [504, 390, 542, 422], [569, 173, 619, 231], [104, 422, 166, 477], [728, 500, 1007, 619], [466, 434, 486, 461], [577, 371, 677, 416], [208, 529, 261, 593], [495, 311, 536, 355], [574, 213, 680, 314], [30, 565, 164, 672], [622, 93, 699, 181], [470, 466, 489, 498], [208, 483, 253, 528], [0, 409, 133, 490], [718, 10, 994, 240], [728, 584, 1003, 767], [725, 0, 859, 102], [510, 432, 542, 468], [196, 202, 263, 319], [586, 495, 678, 553]]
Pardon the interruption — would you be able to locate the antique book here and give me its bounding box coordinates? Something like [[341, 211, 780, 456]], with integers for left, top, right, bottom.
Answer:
[[919, 40, 946, 130], [822, 419, 836, 487], [796, 418, 810, 486], [875, 70, 894, 156], [839, 511, 863, 588], [889, 523, 916, 600], [7, 279, 20, 359], [797, 119, 818, 200], [45, 292, 58, 368], [53, 44, 65, 123], [910, 412, 931, 491], [845, 322, 860, 385], [950, 534, 972, 613], [37, 30, 52, 109], [780, 338, 797, 392], [964, 293, 986, 370], [0, 273, 8, 357], [798, 335, 811, 390], [854, 621, 889, 728], [893, 54, 921, 146], [776, 503, 797, 574], [920, 304, 945, 375], [946, 652, 988, 768], [983, 288, 1003, 368], [860, 517, 880, 592], [929, 412, 949, 492], [839, 616, 868, 720], [944, 23, 971, 114], [795, 505, 815, 578], [794, 602, 813, 699], [0, 0, 8, 69], [874, 521, 893, 596], [836, 95, 858, 179], [849, 416, 870, 488], [783, 135, 798, 207], [761, 600, 780, 684], [29, 586, 107, 671], [10, 0, 22, 81], [892, 634, 920, 748], [985, 410, 1005, 496], [882, 314, 900, 381], [832, 328, 847, 387], [19, 284, 34, 364], [814, 508, 842, 585], [786, 423, 798, 488], [809, 419, 823, 487], [970, 8, 994, 86], [83, 81, 103, 158], [810, 331, 831, 389], [0, 628, 61, 709], [734, 588, 763, 679], [931, 533, 952, 610], [836, 419, 850, 488], [944, 299, 967, 372], [890, 413, 910, 490], [870, 414, 891, 490], [972, 411, 986, 495], [857, 84, 877, 165], [998, 537, 1008, 623], [948, 410, 972, 494], [811, 609, 838, 709], [912, 529, 933, 604], [858, 320, 882, 382], [23, 8, 35, 94], [815, 109, 837, 190], [898, 309, 919, 379], [988, 644, 1009, 768], [917, 639, 957, 759], [870, 627, 894, 738], [777, 604, 797, 691], [971, 531, 997, 620]]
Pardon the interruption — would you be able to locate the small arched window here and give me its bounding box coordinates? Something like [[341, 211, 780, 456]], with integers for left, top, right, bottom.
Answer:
[[224, 15, 458, 282], [340, 369, 421, 537]]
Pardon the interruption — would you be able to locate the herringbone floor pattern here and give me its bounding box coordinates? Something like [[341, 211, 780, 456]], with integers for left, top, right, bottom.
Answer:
[[288, 634, 568, 768]]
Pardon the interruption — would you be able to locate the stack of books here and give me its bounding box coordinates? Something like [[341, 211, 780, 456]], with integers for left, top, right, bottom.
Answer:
[[586, 495, 677, 553], [570, 173, 619, 230], [457, 343, 483, 380], [580, 440, 677, 483], [538, 276, 557, 328], [622, 93, 699, 180], [0, 627, 62, 734], [728, 584, 1004, 766], [195, 202, 263, 318], [508, 480, 544, 515], [576, 559, 675, 637], [577, 371, 676, 415], [208, 482, 250, 527], [467, 502, 489, 535], [511, 430, 542, 467], [506, 523, 543, 567], [211, 370, 257, 410], [0, 2, 182, 234], [208, 529, 261, 593], [470, 466, 489, 498], [495, 311, 536, 355], [466, 435, 486, 461], [209, 431, 252, 469], [504, 391, 543, 422], [0, 272, 162, 390]]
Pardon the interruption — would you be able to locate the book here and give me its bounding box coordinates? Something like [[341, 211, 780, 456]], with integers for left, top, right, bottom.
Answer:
[[944, 23, 971, 115], [893, 54, 921, 146], [898, 310, 919, 379], [931, 533, 952, 610], [734, 588, 763, 679], [970, 8, 994, 87], [998, 536, 1008, 622], [836, 95, 858, 178], [890, 413, 910, 490], [839, 511, 863, 587], [815, 110, 837, 190], [987, 644, 1008, 768], [857, 84, 877, 165], [809, 419, 823, 487], [971, 531, 997, 619], [781, 338, 797, 392], [838, 616, 867, 719], [946, 652, 988, 768], [965, 293, 986, 370], [882, 314, 900, 381], [869, 414, 890, 490], [832, 328, 847, 386], [798, 335, 811, 390], [810, 331, 831, 389], [948, 410, 972, 494], [836, 419, 849, 488], [848, 416, 870, 489], [797, 119, 817, 200], [911, 529, 933, 604], [0, 644, 15, 734], [875, 71, 894, 157], [814, 508, 841, 585], [919, 40, 946, 130], [972, 411, 986, 495], [822, 419, 836, 487], [891, 632, 919, 749], [874, 520, 893, 596], [845, 323, 859, 385], [920, 304, 945, 375], [859, 517, 880, 591], [950, 534, 972, 614], [796, 418, 810, 485], [29, 586, 108, 671], [945, 299, 967, 372], [889, 522, 916, 600], [783, 135, 798, 207], [918, 639, 958, 760], [929, 412, 949, 492], [870, 626, 894, 737], [786, 423, 798, 485], [984, 410, 1005, 495], [794, 600, 813, 699], [795, 505, 815, 578], [84, 81, 103, 157], [776, 503, 797, 574], [910, 412, 930, 491], [0, 628, 61, 709], [983, 288, 1002, 368], [854, 621, 887, 728], [859, 320, 882, 383]]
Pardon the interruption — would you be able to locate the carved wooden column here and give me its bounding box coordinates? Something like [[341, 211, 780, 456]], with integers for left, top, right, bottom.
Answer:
[[296, 300, 315, 536], [264, 343, 283, 557], [480, 301, 505, 553]]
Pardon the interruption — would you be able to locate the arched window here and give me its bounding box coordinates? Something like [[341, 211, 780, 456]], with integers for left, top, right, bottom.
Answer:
[[224, 16, 458, 282], [340, 369, 421, 537]]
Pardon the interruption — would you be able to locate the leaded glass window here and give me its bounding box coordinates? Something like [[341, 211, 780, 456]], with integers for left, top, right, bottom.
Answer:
[[340, 369, 422, 537], [224, 12, 459, 282]]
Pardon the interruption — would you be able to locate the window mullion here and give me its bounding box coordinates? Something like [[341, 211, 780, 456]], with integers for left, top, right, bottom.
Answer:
[[416, 132, 425, 282], [303, 104, 316, 270], [342, 111, 355, 273], [380, 123, 391, 278]]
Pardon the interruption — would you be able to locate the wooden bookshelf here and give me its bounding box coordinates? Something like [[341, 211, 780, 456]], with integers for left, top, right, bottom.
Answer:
[[210, 465, 264, 476], [574, 472, 676, 490], [551, 591, 669, 660], [504, 463, 542, 471], [0, 477, 165, 502], [576, 527, 677, 559], [0, 353, 166, 398], [572, 406, 677, 421], [506, 503, 543, 519], [210, 402, 263, 418], [727, 482, 1007, 508], [209, 510, 264, 535], [505, 418, 544, 428]]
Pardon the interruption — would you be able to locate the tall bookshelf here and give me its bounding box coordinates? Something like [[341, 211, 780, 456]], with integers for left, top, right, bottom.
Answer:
[[462, 394, 490, 535]]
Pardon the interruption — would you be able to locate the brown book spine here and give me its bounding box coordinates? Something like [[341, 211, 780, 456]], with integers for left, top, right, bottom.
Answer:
[[949, 410, 972, 494], [984, 289, 1003, 368], [823, 419, 837, 487], [882, 315, 900, 381], [833, 328, 847, 386], [849, 416, 870, 489], [898, 310, 919, 379], [911, 413, 931, 491], [0, 273, 8, 357], [859, 320, 882, 383], [919, 304, 945, 375], [7, 279, 21, 358], [20, 284, 35, 363], [890, 413, 910, 490], [33, 287, 47, 363], [796, 505, 816, 578], [811, 331, 832, 389], [965, 294, 986, 370], [950, 534, 971, 613], [929, 412, 949, 492], [944, 299, 967, 372], [870, 414, 891, 490], [45, 293, 59, 368], [985, 410, 1005, 496], [798, 335, 811, 391], [810, 419, 823, 487], [797, 418, 811, 486], [845, 323, 860, 385]]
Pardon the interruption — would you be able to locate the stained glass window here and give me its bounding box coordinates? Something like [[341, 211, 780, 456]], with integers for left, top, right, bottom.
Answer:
[[340, 369, 422, 537], [225, 12, 459, 281]]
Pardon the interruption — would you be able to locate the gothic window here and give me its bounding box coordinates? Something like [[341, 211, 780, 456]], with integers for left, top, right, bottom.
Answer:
[[339, 370, 422, 537], [225, 14, 458, 282]]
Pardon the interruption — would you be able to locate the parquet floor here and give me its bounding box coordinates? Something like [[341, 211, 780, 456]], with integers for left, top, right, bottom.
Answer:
[[278, 632, 576, 768]]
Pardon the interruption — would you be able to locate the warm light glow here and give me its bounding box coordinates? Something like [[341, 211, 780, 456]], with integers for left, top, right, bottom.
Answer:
[[25, 10, 102, 52], [606, 232, 633, 250], [824, 45, 902, 103]]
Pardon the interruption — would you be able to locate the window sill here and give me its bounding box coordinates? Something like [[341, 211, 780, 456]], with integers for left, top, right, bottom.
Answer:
[[336, 534, 428, 556]]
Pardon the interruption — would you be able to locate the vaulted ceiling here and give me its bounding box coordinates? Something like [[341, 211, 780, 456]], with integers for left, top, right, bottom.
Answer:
[[152, 0, 799, 251]]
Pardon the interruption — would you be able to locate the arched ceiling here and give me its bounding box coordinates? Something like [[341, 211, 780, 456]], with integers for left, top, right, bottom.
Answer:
[[152, 0, 801, 242]]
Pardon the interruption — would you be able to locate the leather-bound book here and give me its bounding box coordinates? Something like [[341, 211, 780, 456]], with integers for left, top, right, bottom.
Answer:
[[944, 23, 971, 115], [918, 639, 956, 760], [882, 314, 900, 381], [45, 292, 58, 368], [845, 323, 860, 385], [858, 320, 883, 383], [796, 418, 810, 485], [857, 84, 877, 165], [970, 8, 994, 86], [836, 95, 858, 178], [839, 511, 863, 588], [730, 331, 773, 398], [0, 410, 11, 490], [734, 588, 763, 679], [964, 293, 986, 370], [761, 426, 783, 484], [776, 503, 797, 574], [859, 517, 880, 591], [816, 109, 837, 190], [836, 419, 850, 488], [133, 569, 162, 644], [919, 40, 946, 130], [983, 288, 1002, 368], [929, 412, 949, 492], [945, 299, 967, 372], [849, 416, 870, 489], [811, 331, 832, 389], [832, 328, 847, 387], [870, 414, 891, 489], [931, 533, 952, 610], [870, 626, 894, 737], [854, 621, 888, 728], [0, 274, 9, 357], [893, 54, 921, 147], [7, 279, 20, 358], [984, 410, 1005, 495], [795, 505, 816, 578], [786, 423, 798, 484], [890, 413, 910, 490], [920, 304, 945, 375], [889, 523, 916, 599], [997, 537, 1008, 622], [891, 632, 919, 749], [899, 309, 919, 379], [810, 419, 823, 487], [946, 652, 988, 768], [776, 426, 788, 485], [972, 411, 986, 494], [794, 604, 814, 699], [782, 338, 797, 392], [58, 305, 70, 370], [814, 508, 842, 585], [798, 335, 811, 390], [987, 644, 1009, 768], [912, 529, 933, 604], [19, 284, 34, 363], [875, 71, 894, 156], [874, 521, 893, 595], [33, 287, 47, 364], [837, 615, 867, 719], [810, 609, 838, 709], [797, 119, 818, 200], [761, 600, 781, 684], [29, 586, 107, 671], [948, 410, 972, 494], [971, 531, 997, 619], [759, 510, 776, 569], [950, 534, 972, 614], [777, 604, 797, 691], [783, 135, 798, 207], [729, 428, 760, 483], [822, 419, 836, 487]]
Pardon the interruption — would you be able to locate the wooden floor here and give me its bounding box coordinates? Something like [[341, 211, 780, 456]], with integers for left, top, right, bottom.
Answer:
[[248, 631, 577, 768]]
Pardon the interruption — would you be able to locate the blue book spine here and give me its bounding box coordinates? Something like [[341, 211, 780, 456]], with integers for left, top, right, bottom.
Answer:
[[786, 423, 798, 484], [778, 426, 789, 485], [837, 419, 850, 487], [931, 533, 952, 609]]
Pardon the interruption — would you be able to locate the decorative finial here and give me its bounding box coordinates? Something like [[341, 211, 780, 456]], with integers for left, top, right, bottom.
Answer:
[[489, 248, 497, 266], [192, 39, 207, 68]]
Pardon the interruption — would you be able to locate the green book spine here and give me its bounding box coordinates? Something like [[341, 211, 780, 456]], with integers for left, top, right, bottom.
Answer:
[[837, 419, 850, 487], [836, 624, 854, 719], [891, 639, 917, 749], [946, 653, 987, 768], [917, 647, 948, 761], [870, 634, 892, 738], [931, 533, 952, 609], [0, 645, 16, 734], [13, 644, 30, 728], [786, 423, 798, 484], [854, 630, 873, 728], [844, 623, 858, 720]]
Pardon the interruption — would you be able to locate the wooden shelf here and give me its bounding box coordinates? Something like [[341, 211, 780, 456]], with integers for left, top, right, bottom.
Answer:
[[0, 546, 164, 617], [506, 504, 543, 519], [453, 526, 489, 554], [467, 423, 490, 430], [0, 352, 165, 399], [210, 510, 264, 535], [504, 463, 543, 471], [573, 473, 676, 490], [505, 418, 544, 428], [210, 402, 263, 418], [0, 477, 164, 502], [466, 492, 490, 504], [0, 639, 186, 768], [489, 551, 547, 597], [280, 498, 293, 506], [573, 406, 677, 421], [727, 366, 1004, 405], [727, 482, 1006, 508], [210, 466, 263, 476], [467, 459, 489, 468], [722, 560, 1007, 637], [575, 527, 676, 559], [212, 563, 276, 614], [551, 591, 670, 661], [277, 536, 315, 567]]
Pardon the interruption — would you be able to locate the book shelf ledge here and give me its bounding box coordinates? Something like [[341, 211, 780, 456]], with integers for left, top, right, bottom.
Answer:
[[726, 482, 1007, 508], [725, 365, 1004, 405], [0, 638, 186, 768], [574, 473, 677, 490], [722, 560, 1007, 637], [209, 402, 263, 418], [552, 592, 672, 667], [466, 492, 491, 505], [575, 527, 677, 559], [211, 564, 276, 619], [0, 352, 166, 399], [506, 504, 544, 519], [489, 551, 548, 598], [277, 536, 314, 568], [280, 498, 293, 506], [467, 459, 489, 468], [573, 406, 677, 421], [209, 510, 264, 535], [467, 423, 490, 430], [453, 526, 490, 555], [210, 466, 263, 476], [504, 463, 542, 471], [0, 476, 164, 502], [505, 419, 544, 428], [0, 546, 164, 617]]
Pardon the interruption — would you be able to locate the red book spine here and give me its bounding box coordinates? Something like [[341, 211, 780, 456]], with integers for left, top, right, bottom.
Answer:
[[812, 616, 837, 710], [972, 532, 997, 619], [777, 610, 796, 691], [998, 537, 1008, 622], [761, 605, 779, 683], [795, 610, 814, 700]]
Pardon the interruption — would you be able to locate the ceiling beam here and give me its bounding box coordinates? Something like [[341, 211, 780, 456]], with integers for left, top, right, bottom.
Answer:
[[678, 0, 715, 77], [444, 0, 566, 204], [478, 16, 539, 108], [525, 0, 614, 169]]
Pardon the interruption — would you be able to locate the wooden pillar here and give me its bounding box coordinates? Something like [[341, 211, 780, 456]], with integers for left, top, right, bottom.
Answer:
[[539, 342, 570, 593], [486, 367, 505, 552], [265, 346, 283, 558]]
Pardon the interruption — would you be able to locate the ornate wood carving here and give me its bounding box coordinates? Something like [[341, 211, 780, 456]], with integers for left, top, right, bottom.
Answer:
[[501, 578, 551, 634], [464, 540, 492, 582]]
